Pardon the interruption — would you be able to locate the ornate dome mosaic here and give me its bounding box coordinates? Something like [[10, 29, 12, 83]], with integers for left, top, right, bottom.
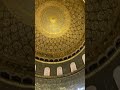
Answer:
[[35, 0, 85, 62]]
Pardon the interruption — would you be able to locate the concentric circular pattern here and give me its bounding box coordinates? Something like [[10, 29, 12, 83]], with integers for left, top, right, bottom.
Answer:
[[36, 1, 71, 38], [35, 0, 85, 61]]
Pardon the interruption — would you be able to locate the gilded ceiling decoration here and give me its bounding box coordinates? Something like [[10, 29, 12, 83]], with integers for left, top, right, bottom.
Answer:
[[35, 0, 85, 62]]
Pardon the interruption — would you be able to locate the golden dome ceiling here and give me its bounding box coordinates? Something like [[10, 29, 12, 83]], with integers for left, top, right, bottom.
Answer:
[[0, 0, 85, 89], [35, 0, 85, 61], [36, 1, 71, 38]]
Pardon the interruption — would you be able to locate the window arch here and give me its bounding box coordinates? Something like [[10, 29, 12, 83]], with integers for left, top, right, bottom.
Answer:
[[35, 65, 36, 71], [86, 85, 97, 90], [57, 66, 63, 76], [70, 62, 77, 72], [82, 54, 85, 64], [44, 67, 50, 76], [113, 66, 120, 89]]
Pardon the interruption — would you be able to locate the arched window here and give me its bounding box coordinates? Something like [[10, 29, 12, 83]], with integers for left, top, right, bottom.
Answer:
[[70, 62, 77, 72], [35, 65, 36, 71], [86, 85, 97, 90], [44, 67, 50, 76], [82, 54, 85, 64], [113, 66, 120, 89], [83, 0, 85, 3], [57, 66, 63, 76]]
